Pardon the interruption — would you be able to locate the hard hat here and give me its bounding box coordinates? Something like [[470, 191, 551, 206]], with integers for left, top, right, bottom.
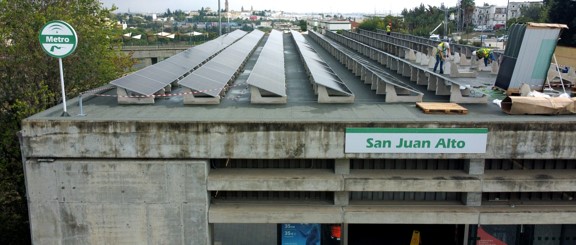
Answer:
[[472, 51, 477, 56]]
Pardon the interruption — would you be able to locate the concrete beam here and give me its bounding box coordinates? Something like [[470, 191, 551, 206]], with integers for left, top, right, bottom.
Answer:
[[479, 206, 576, 224], [482, 170, 576, 192], [208, 169, 343, 191], [209, 204, 343, 223], [345, 170, 481, 192], [343, 206, 479, 224]]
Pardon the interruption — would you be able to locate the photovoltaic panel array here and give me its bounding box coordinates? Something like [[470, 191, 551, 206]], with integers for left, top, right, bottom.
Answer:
[[110, 30, 248, 96], [246, 30, 286, 97], [179, 30, 265, 97], [290, 31, 354, 97]]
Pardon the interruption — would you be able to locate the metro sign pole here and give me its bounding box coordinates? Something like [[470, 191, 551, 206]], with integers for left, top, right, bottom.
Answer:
[[39, 20, 78, 117]]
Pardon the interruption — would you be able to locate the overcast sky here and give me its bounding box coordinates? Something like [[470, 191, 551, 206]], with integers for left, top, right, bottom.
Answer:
[[99, 0, 514, 14]]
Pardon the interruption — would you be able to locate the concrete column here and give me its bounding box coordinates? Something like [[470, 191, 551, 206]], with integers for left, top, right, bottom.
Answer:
[[185, 160, 212, 245], [466, 159, 485, 175], [334, 192, 349, 206], [342, 223, 349, 245], [335, 159, 350, 175], [462, 192, 482, 206]]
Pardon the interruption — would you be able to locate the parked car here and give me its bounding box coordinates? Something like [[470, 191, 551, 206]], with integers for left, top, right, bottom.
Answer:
[[497, 35, 508, 42]]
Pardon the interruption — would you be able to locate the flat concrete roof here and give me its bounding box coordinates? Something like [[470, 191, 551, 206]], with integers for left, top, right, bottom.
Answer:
[[28, 33, 576, 123]]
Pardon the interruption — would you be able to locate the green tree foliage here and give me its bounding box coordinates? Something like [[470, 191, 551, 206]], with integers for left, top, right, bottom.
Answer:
[[358, 16, 404, 33], [0, 0, 134, 243], [401, 4, 455, 37], [546, 0, 576, 46], [358, 17, 385, 32], [299, 20, 307, 32]]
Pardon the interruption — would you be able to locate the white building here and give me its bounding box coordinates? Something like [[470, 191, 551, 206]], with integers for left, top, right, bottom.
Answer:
[[319, 20, 351, 33], [472, 1, 543, 30], [472, 5, 507, 30]]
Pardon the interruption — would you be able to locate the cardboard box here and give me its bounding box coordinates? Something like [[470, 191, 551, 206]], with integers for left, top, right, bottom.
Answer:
[[501, 96, 576, 115]]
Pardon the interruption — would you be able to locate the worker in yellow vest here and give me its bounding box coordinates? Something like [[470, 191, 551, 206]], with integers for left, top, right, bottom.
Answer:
[[386, 23, 391, 35], [472, 47, 495, 67], [433, 40, 450, 74]]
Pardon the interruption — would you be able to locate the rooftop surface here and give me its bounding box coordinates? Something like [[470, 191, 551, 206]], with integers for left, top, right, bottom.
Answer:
[[29, 32, 576, 124]]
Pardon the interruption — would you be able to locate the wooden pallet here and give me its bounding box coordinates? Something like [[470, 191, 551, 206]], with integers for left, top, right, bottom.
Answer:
[[416, 102, 468, 114]]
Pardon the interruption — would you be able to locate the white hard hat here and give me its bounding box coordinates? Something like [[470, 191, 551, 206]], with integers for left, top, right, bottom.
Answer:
[[472, 51, 477, 56]]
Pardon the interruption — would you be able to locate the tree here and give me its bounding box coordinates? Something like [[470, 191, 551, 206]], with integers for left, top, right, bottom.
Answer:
[[546, 0, 576, 46], [461, 0, 475, 32], [299, 20, 307, 32], [358, 16, 385, 32], [401, 4, 453, 37], [0, 1, 134, 243]]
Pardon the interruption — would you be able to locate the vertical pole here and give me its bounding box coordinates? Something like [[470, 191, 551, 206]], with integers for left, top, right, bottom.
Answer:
[[218, 0, 222, 36], [78, 93, 86, 117], [58, 58, 70, 117]]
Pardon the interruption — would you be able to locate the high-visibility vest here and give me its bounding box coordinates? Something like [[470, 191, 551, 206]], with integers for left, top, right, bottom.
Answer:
[[478, 48, 492, 58], [386, 25, 391, 32], [437, 42, 447, 55]]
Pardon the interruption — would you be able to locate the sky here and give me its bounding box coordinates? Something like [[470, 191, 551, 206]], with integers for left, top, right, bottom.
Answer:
[[99, 0, 512, 15]]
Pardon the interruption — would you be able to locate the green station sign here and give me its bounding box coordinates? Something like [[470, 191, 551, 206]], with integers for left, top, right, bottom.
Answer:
[[39, 20, 78, 58]]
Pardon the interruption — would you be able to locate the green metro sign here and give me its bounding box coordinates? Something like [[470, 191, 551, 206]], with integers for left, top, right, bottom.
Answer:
[[39, 20, 78, 58]]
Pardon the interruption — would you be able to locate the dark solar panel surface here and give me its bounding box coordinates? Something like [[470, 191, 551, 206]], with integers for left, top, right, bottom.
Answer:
[[179, 30, 265, 97], [246, 30, 286, 97], [291, 31, 353, 96], [110, 30, 247, 96]]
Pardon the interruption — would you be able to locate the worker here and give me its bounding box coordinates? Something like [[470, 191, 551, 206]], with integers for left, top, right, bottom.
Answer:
[[433, 39, 450, 74], [473, 47, 495, 67], [386, 22, 391, 35]]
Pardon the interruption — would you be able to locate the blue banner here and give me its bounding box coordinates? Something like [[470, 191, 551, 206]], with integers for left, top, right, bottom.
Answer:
[[281, 224, 321, 245]]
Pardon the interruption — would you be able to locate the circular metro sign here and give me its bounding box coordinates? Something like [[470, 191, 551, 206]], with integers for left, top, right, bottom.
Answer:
[[39, 20, 78, 58]]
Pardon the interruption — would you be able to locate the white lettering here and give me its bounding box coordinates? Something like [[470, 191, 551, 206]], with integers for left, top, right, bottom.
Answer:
[[45, 36, 70, 43]]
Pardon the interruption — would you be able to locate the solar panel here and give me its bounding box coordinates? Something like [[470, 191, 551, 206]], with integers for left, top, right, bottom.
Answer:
[[110, 30, 248, 96], [179, 30, 265, 98], [291, 31, 353, 96], [246, 30, 286, 97]]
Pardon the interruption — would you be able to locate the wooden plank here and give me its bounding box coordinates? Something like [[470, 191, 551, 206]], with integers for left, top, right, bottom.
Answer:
[[416, 102, 468, 114]]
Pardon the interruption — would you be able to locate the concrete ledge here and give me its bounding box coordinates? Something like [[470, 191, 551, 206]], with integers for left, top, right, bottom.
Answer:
[[208, 169, 343, 191], [482, 170, 576, 192], [209, 204, 343, 223], [210, 204, 576, 224], [344, 205, 478, 224], [479, 206, 576, 224], [345, 170, 481, 192]]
